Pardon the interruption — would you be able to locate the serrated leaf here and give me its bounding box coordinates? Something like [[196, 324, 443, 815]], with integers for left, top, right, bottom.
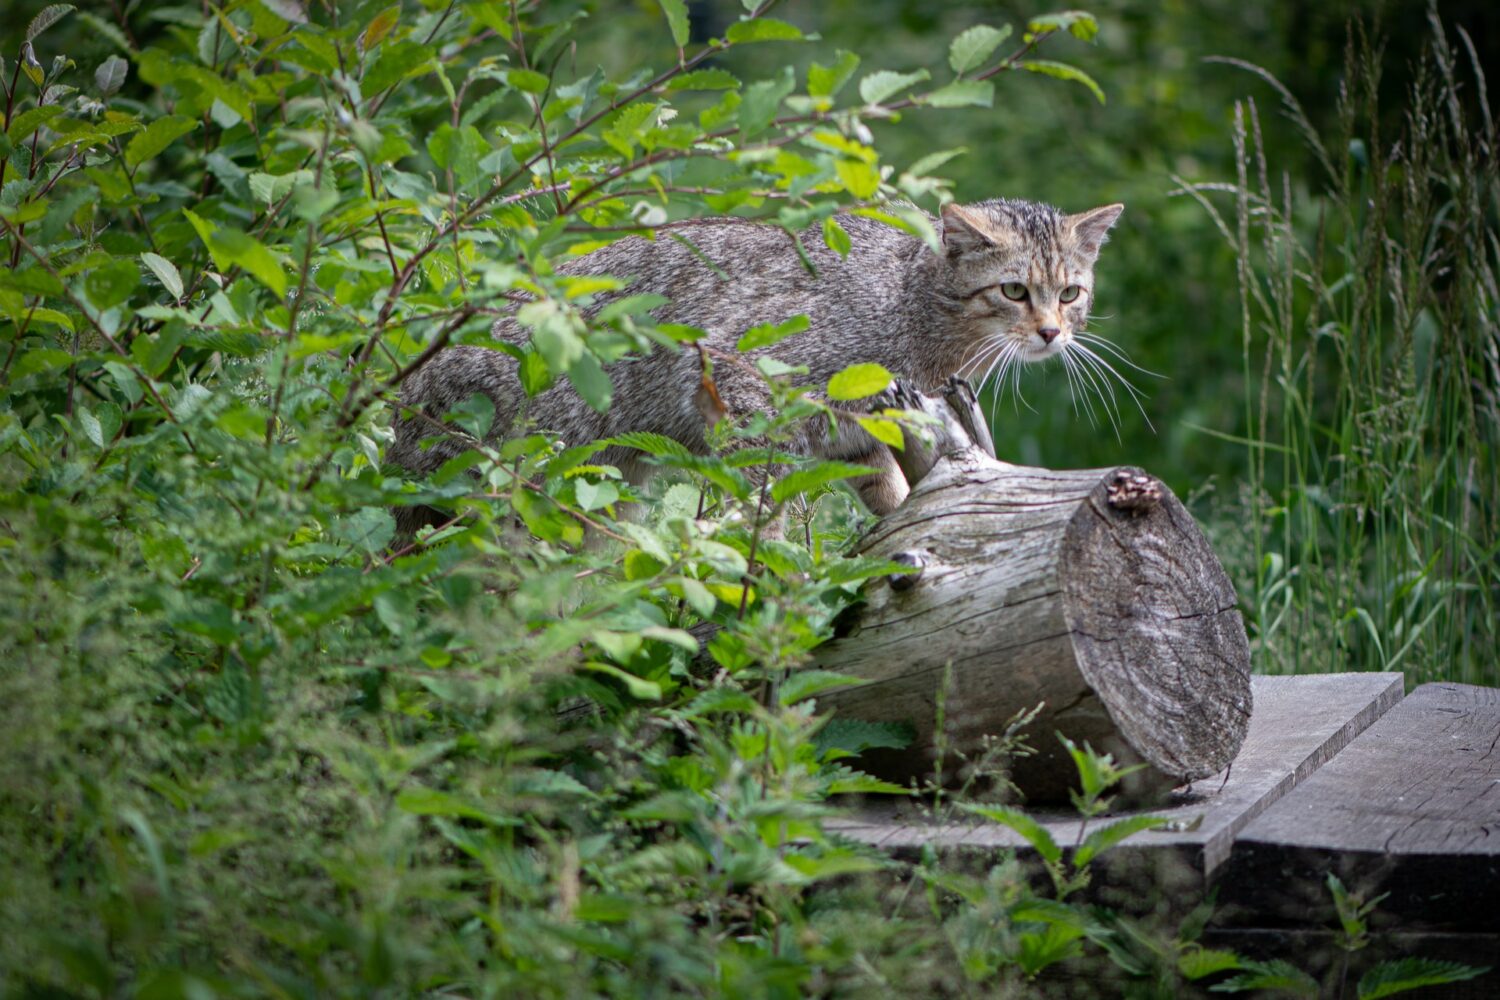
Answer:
[[396, 787, 518, 825], [822, 216, 851, 257], [83, 258, 139, 309], [140, 252, 183, 299], [808, 50, 859, 99], [608, 431, 693, 458], [1021, 60, 1105, 103], [962, 804, 1062, 863], [827, 363, 892, 401], [362, 6, 399, 50], [1356, 958, 1491, 1000], [925, 80, 994, 108], [656, 0, 689, 47], [666, 69, 739, 91], [770, 461, 878, 503], [683, 687, 759, 717], [506, 67, 549, 94], [94, 55, 128, 96], [1027, 11, 1098, 42], [907, 147, 968, 177], [6, 105, 64, 144], [949, 24, 1012, 74], [27, 4, 75, 41], [1209, 959, 1319, 996], [737, 313, 809, 352], [813, 718, 913, 757], [212, 227, 287, 297], [835, 158, 880, 199], [856, 416, 904, 448], [859, 68, 929, 105], [124, 115, 198, 169], [583, 662, 661, 701], [725, 17, 802, 43], [1178, 947, 1242, 981], [1073, 814, 1169, 866]]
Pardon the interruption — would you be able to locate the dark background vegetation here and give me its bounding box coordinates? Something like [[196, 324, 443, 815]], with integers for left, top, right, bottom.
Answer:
[[1, 0, 1495, 994]]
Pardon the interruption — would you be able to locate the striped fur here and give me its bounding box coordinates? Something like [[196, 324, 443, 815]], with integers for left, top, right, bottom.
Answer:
[[390, 199, 1122, 525]]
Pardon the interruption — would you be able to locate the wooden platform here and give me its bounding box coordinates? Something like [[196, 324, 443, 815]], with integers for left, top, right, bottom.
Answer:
[[827, 672, 1500, 980]]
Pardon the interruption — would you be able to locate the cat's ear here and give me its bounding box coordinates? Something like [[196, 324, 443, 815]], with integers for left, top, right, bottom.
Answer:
[[940, 203, 996, 256], [1067, 203, 1124, 259]]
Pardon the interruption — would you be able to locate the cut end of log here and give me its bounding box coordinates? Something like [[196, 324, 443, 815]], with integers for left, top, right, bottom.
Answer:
[[816, 457, 1252, 804], [1058, 467, 1252, 792]]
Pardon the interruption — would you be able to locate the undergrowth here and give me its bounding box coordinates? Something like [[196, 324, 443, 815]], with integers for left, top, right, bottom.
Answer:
[[0, 0, 1491, 996]]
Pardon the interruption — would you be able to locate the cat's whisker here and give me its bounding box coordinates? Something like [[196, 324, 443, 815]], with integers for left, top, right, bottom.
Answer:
[[1068, 348, 1122, 438], [1074, 333, 1165, 380], [1061, 349, 1107, 431], [1069, 342, 1153, 433]]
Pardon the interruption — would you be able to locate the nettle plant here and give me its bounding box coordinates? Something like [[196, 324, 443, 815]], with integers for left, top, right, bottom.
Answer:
[[5, 1, 1480, 996]]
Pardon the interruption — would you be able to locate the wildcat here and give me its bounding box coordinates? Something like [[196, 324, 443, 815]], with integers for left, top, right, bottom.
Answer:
[[389, 198, 1123, 529]]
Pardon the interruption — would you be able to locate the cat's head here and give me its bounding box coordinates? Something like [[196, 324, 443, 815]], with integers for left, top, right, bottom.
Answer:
[[937, 198, 1123, 368]]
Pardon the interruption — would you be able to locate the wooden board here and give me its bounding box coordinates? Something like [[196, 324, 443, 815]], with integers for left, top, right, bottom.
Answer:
[[1218, 682, 1500, 933], [827, 672, 1404, 880]]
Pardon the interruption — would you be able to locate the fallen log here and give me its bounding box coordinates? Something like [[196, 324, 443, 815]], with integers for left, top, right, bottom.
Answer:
[[815, 379, 1252, 803]]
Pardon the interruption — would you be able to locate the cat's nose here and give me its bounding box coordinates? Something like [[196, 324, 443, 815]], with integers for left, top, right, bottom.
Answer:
[[1038, 327, 1061, 344]]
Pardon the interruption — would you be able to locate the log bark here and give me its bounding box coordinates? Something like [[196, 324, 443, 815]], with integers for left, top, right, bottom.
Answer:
[[816, 379, 1252, 803]]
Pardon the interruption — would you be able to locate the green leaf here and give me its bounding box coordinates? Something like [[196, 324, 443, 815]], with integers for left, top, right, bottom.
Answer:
[[1021, 60, 1105, 104], [583, 661, 661, 701], [361, 5, 399, 50], [124, 115, 198, 169], [14, 348, 74, 377], [778, 670, 864, 706], [835, 159, 880, 199], [7, 105, 64, 143], [396, 787, 519, 826], [925, 80, 994, 108], [94, 54, 128, 95], [725, 17, 803, 43], [949, 24, 1012, 74], [827, 363, 892, 401], [1074, 815, 1169, 867], [1178, 947, 1243, 981], [737, 313, 809, 351], [961, 804, 1062, 863], [812, 718, 913, 757], [1209, 960, 1319, 997], [0, 266, 63, 296], [212, 228, 288, 297], [1027, 11, 1099, 42], [84, 258, 139, 309], [506, 67, 549, 94], [666, 69, 740, 91], [808, 50, 860, 99], [364, 39, 434, 93], [822, 216, 852, 257], [859, 68, 929, 105], [27, 3, 75, 41], [739, 65, 795, 137], [770, 461, 878, 503], [656, 0, 689, 47], [1356, 959, 1491, 1000], [567, 351, 612, 413], [259, 0, 308, 25], [140, 252, 183, 299], [856, 416, 904, 448]]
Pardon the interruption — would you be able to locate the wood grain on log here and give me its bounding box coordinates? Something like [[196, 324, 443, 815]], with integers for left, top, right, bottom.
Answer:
[[816, 380, 1252, 802]]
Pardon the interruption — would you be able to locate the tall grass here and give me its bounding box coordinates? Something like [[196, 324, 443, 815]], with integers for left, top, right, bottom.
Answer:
[[1178, 9, 1499, 684]]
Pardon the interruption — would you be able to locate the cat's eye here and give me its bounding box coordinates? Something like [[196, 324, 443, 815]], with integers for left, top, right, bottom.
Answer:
[[1000, 282, 1028, 301], [1059, 285, 1083, 303]]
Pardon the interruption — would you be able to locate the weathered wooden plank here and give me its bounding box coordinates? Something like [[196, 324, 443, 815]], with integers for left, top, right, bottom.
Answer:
[[827, 672, 1404, 880], [1218, 682, 1500, 933]]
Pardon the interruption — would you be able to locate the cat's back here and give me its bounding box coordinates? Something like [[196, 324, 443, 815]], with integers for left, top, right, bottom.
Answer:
[[563, 214, 923, 335]]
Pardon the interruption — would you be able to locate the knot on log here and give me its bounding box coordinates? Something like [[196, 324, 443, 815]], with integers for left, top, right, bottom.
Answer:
[[1107, 469, 1163, 515], [887, 550, 927, 591]]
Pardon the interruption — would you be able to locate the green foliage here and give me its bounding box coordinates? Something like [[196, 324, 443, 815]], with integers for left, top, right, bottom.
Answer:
[[0, 0, 1492, 994]]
